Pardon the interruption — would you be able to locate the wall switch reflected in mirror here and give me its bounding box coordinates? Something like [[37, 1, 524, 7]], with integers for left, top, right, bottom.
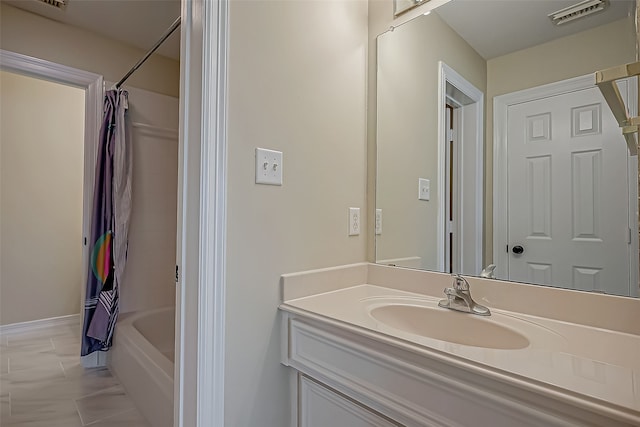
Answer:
[[375, 209, 383, 235], [418, 178, 430, 201]]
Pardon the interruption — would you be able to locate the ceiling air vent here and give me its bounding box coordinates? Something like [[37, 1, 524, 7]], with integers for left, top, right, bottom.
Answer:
[[36, 0, 67, 10], [548, 0, 609, 25]]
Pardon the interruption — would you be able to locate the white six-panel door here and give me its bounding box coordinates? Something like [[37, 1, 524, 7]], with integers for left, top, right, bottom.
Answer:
[[507, 85, 632, 296]]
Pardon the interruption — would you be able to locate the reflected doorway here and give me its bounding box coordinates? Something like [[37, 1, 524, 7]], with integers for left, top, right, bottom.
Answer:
[[438, 62, 484, 276]]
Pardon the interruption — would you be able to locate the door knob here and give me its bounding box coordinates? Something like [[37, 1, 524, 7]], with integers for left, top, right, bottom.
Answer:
[[512, 245, 524, 255]]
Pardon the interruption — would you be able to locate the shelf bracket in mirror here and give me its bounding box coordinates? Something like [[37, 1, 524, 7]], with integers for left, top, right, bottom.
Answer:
[[595, 61, 640, 155]]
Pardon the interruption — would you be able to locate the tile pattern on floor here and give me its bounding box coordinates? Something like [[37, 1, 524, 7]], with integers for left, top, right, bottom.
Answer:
[[0, 323, 150, 427]]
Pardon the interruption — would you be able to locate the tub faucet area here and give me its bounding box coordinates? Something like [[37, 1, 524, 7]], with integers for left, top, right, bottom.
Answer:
[[438, 274, 491, 316]]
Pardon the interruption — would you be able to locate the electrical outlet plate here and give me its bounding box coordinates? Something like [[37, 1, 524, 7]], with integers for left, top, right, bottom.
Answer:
[[375, 209, 382, 235], [256, 148, 283, 185], [418, 178, 430, 201], [349, 207, 360, 236]]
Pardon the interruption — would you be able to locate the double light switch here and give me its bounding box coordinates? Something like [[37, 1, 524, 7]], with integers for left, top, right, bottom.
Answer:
[[256, 148, 283, 186]]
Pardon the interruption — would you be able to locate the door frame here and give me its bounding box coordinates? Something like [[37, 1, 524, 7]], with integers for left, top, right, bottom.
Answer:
[[437, 62, 484, 274], [2, 0, 232, 421], [493, 74, 638, 295], [175, 0, 229, 426], [0, 49, 104, 360]]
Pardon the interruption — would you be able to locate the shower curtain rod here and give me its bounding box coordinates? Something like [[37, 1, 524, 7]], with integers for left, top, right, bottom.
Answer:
[[115, 16, 181, 89]]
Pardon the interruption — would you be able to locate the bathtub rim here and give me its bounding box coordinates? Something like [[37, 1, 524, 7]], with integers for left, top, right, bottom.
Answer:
[[111, 306, 174, 399]]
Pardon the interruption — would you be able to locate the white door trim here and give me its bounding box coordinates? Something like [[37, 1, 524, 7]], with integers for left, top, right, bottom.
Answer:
[[438, 62, 484, 274], [493, 74, 638, 293], [0, 49, 103, 364], [198, 0, 228, 424], [175, 0, 229, 426]]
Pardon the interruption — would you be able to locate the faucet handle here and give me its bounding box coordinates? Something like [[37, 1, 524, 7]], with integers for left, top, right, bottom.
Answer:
[[452, 274, 470, 291]]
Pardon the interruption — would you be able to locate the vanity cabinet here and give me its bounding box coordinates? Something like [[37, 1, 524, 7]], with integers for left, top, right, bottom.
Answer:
[[299, 375, 399, 427], [282, 311, 634, 427]]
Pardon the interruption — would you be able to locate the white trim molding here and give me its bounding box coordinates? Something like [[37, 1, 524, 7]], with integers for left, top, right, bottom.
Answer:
[[0, 314, 80, 336], [174, 0, 229, 426], [198, 0, 228, 425], [437, 62, 484, 274]]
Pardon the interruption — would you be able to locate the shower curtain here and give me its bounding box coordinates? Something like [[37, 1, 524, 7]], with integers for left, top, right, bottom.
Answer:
[[82, 89, 132, 356]]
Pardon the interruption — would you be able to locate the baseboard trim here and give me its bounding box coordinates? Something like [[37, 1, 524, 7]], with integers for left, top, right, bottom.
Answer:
[[0, 313, 80, 335]]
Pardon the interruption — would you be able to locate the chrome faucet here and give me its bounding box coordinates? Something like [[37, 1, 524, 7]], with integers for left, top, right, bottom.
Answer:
[[438, 274, 491, 316]]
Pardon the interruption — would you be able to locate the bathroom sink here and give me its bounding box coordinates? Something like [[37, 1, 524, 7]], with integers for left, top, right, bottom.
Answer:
[[369, 304, 530, 350]]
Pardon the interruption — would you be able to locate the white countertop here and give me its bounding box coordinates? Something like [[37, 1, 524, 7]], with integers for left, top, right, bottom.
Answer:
[[281, 282, 640, 418]]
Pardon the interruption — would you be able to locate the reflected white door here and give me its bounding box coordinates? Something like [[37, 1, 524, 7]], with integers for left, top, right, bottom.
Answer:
[[507, 85, 632, 296]]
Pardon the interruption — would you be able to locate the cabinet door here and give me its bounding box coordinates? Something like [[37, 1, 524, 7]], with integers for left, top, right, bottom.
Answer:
[[299, 376, 400, 427]]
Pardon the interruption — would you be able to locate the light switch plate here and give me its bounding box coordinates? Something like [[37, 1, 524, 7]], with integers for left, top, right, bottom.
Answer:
[[256, 148, 283, 185], [418, 178, 430, 201], [375, 209, 382, 235], [349, 207, 360, 236]]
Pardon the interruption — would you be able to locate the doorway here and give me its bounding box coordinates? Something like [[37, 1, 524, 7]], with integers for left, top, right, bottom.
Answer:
[[438, 62, 484, 276], [0, 53, 102, 333], [0, 70, 85, 326]]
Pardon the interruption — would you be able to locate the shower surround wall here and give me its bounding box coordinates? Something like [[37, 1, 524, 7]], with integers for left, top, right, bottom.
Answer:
[[117, 85, 179, 314]]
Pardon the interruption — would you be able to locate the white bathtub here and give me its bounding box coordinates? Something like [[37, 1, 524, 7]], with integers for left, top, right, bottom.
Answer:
[[109, 307, 175, 427]]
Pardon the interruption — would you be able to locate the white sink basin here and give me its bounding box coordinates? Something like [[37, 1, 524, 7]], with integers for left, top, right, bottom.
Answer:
[[369, 304, 530, 350]]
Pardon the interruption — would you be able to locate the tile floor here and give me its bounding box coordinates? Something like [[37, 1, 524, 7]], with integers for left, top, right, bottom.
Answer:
[[0, 322, 150, 426]]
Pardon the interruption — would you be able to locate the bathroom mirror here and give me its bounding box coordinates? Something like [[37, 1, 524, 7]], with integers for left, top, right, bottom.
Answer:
[[375, 0, 640, 297]]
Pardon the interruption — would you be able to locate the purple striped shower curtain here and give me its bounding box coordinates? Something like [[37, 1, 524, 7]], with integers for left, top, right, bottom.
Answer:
[[81, 89, 132, 356]]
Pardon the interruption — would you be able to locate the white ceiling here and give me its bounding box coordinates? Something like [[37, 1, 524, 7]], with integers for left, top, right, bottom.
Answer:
[[436, 0, 636, 59], [4, 0, 181, 60]]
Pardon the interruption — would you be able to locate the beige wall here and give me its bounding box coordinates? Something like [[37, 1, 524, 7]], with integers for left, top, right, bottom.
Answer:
[[376, 12, 486, 269], [484, 16, 637, 261], [225, 1, 368, 425], [487, 17, 636, 99], [0, 3, 180, 98], [0, 70, 85, 325]]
